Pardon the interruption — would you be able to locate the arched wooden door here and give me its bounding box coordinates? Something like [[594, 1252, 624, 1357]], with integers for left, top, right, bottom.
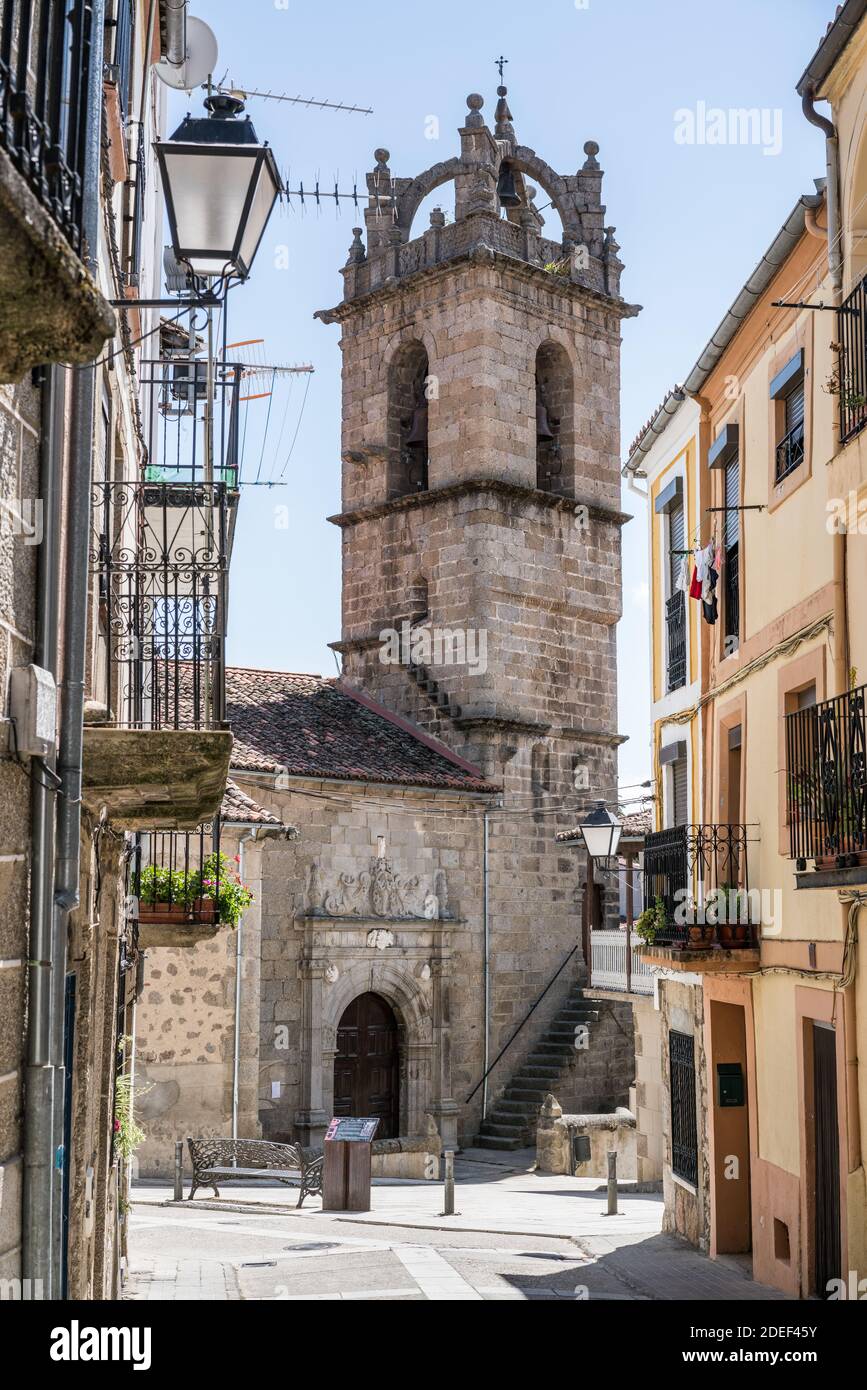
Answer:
[[333, 993, 399, 1138]]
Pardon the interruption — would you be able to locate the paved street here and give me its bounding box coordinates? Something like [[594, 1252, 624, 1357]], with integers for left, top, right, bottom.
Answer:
[[124, 1150, 789, 1302]]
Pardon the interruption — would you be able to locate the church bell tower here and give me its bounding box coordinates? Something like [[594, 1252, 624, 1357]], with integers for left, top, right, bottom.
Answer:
[[318, 83, 637, 1003]]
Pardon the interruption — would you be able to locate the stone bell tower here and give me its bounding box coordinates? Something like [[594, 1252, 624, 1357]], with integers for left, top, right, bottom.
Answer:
[[317, 84, 638, 1047]]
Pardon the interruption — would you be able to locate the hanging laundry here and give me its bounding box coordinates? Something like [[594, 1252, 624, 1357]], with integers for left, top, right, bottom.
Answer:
[[702, 565, 719, 625], [689, 565, 702, 600], [677, 554, 691, 594]]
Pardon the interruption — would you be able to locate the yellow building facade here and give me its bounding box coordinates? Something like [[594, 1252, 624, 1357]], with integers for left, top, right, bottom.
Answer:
[[625, 5, 867, 1293]]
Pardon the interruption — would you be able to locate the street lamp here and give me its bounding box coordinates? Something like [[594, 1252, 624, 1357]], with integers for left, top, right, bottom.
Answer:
[[578, 800, 622, 862], [156, 94, 282, 282]]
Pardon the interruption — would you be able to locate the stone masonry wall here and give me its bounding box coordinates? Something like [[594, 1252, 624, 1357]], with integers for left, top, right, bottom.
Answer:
[[0, 375, 40, 1282]]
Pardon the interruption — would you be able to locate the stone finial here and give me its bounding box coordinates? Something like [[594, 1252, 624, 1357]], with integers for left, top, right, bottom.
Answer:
[[373, 147, 390, 171], [429, 207, 446, 228], [540, 1093, 562, 1122], [465, 93, 485, 128], [345, 227, 366, 265], [603, 225, 621, 258], [582, 140, 601, 171], [424, 1112, 440, 1140], [494, 84, 515, 140]]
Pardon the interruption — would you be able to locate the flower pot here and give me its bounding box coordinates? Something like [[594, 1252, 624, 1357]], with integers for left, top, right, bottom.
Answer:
[[189, 897, 218, 924], [718, 921, 751, 948], [138, 902, 190, 925], [686, 924, 715, 950]]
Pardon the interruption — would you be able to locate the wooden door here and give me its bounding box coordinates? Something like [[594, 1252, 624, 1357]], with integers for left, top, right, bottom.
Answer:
[[812, 1023, 841, 1296], [334, 993, 399, 1138]]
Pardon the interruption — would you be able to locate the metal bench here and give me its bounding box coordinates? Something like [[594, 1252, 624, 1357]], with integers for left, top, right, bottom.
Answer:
[[186, 1137, 324, 1206]]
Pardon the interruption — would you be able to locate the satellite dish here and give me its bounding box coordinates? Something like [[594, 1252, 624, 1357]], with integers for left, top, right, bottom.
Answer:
[[153, 15, 218, 92]]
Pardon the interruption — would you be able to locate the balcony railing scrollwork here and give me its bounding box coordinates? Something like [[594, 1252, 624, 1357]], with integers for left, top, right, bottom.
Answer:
[[642, 823, 755, 949], [785, 685, 867, 870], [90, 480, 229, 731]]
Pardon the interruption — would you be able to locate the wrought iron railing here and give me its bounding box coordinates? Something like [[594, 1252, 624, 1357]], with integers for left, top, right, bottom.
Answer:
[[132, 819, 226, 928], [90, 480, 229, 730], [774, 419, 805, 483], [785, 685, 867, 867], [643, 823, 752, 947], [665, 591, 686, 691], [0, 0, 95, 254], [838, 275, 867, 446]]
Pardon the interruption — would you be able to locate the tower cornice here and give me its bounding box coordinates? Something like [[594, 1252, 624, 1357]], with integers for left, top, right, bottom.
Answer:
[[315, 234, 641, 328], [327, 476, 631, 531]]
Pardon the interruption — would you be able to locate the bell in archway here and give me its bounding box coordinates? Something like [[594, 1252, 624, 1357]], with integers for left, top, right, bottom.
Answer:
[[496, 161, 521, 209], [405, 399, 429, 448], [536, 399, 555, 442]]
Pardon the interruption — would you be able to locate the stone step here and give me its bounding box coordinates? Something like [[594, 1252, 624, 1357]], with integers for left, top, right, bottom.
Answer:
[[533, 1042, 576, 1057], [479, 1119, 527, 1138], [507, 1087, 549, 1103], [495, 1099, 541, 1115], [474, 1135, 525, 1151]]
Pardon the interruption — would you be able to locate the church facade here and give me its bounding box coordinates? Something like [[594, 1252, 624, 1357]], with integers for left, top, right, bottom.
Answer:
[[135, 85, 638, 1168]]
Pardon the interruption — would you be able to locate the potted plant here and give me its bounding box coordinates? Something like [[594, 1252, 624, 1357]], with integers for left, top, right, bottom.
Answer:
[[635, 896, 666, 946], [188, 851, 254, 928]]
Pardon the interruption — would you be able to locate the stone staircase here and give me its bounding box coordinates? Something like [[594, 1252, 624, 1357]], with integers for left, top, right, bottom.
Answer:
[[407, 658, 461, 721], [475, 987, 603, 1151]]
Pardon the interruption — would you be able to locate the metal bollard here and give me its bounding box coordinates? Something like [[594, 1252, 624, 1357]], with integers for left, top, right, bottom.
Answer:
[[174, 1140, 184, 1202], [443, 1149, 455, 1216], [606, 1149, 618, 1216]]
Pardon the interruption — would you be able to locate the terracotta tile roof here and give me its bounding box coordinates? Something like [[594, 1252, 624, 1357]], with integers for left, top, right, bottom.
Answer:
[[220, 778, 285, 827], [226, 668, 492, 794]]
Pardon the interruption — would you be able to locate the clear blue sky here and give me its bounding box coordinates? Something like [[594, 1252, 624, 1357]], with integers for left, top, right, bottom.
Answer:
[[173, 0, 834, 789]]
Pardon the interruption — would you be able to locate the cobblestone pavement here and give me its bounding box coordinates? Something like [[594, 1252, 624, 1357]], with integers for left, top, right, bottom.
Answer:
[[124, 1150, 790, 1302]]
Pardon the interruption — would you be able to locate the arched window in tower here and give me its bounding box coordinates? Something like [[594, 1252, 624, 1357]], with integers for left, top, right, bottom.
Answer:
[[535, 342, 574, 498], [388, 342, 430, 499]]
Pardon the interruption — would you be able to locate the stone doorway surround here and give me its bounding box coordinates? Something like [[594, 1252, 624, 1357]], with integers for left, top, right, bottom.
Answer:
[[292, 857, 459, 1151]]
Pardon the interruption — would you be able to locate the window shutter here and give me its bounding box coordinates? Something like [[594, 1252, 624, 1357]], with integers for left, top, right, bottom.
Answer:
[[724, 457, 739, 549], [669, 502, 685, 591], [673, 757, 689, 827], [786, 381, 805, 434]]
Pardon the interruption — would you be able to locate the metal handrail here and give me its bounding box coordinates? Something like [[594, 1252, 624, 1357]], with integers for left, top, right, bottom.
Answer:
[[464, 944, 578, 1104]]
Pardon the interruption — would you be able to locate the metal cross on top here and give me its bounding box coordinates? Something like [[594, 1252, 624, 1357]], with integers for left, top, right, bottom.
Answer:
[[495, 55, 508, 82]]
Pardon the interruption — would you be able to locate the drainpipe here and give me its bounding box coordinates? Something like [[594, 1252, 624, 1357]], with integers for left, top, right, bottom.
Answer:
[[232, 823, 293, 1139], [482, 805, 491, 1121], [22, 365, 66, 1299], [51, 0, 107, 1293], [802, 88, 842, 296], [164, 0, 188, 70]]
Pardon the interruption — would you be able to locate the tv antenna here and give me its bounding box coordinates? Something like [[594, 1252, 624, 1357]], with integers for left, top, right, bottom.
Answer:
[[216, 79, 372, 116]]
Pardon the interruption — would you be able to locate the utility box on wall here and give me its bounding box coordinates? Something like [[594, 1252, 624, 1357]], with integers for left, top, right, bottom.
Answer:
[[9, 663, 57, 757]]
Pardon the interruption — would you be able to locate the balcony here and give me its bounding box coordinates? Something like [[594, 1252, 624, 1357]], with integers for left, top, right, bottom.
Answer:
[[131, 818, 249, 947], [785, 685, 867, 888], [0, 0, 115, 379], [640, 823, 760, 969], [83, 479, 232, 829], [665, 591, 686, 691], [837, 276, 867, 447]]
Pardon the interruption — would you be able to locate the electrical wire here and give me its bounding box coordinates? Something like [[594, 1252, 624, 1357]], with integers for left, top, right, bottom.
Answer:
[[275, 372, 312, 482]]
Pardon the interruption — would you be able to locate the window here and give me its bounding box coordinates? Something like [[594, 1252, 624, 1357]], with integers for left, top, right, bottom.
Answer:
[[723, 454, 740, 646], [656, 477, 686, 692], [771, 351, 806, 484], [388, 342, 429, 498], [669, 1029, 698, 1185], [661, 739, 689, 827], [535, 342, 574, 498]]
